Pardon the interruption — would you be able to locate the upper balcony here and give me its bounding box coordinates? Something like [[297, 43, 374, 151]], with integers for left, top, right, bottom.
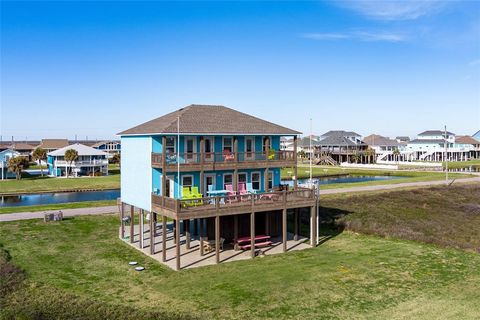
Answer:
[[151, 187, 316, 220], [152, 150, 296, 172]]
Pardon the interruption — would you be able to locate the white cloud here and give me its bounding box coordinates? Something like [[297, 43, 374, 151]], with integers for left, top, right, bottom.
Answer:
[[335, 0, 447, 21], [301, 31, 406, 42], [469, 58, 480, 66]]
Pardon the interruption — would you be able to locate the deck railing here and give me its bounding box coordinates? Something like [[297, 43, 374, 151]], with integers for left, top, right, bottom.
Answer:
[[54, 159, 109, 166], [152, 150, 295, 166], [152, 187, 315, 216]]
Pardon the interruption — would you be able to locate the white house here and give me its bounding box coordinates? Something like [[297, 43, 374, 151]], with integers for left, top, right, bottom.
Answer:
[[47, 143, 109, 177]]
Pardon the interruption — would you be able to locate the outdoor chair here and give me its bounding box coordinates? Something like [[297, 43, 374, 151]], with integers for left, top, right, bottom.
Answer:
[[238, 183, 249, 201], [246, 182, 259, 195], [191, 186, 204, 205], [225, 184, 238, 203], [182, 187, 196, 207], [268, 149, 276, 160], [223, 149, 235, 161]]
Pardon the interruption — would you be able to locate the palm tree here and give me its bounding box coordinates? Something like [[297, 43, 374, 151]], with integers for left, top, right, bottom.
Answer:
[[351, 152, 361, 164], [365, 147, 375, 164], [392, 148, 401, 164], [64, 149, 79, 177], [7, 156, 29, 180], [32, 147, 47, 177]]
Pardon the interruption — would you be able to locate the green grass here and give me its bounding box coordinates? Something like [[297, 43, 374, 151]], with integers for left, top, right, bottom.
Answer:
[[0, 200, 117, 214], [0, 169, 120, 195], [1, 186, 480, 319], [281, 166, 472, 190], [320, 184, 480, 252], [443, 159, 480, 169]]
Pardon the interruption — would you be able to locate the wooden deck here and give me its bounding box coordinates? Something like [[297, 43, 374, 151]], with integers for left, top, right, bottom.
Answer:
[[121, 223, 310, 270], [152, 189, 317, 219]]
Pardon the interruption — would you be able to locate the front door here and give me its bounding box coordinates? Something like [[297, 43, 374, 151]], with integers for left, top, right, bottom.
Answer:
[[205, 174, 216, 194], [185, 137, 196, 163], [166, 176, 175, 198], [245, 137, 254, 160], [204, 137, 213, 162]]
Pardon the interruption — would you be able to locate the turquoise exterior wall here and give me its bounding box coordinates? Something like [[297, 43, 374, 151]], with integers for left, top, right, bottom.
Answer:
[[121, 136, 152, 211], [122, 133, 288, 203]]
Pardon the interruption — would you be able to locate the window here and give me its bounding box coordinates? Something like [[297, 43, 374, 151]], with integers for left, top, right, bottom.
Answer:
[[223, 137, 233, 153], [182, 175, 193, 188], [185, 138, 194, 153], [268, 171, 273, 190], [205, 138, 213, 153], [238, 173, 247, 184], [251, 172, 260, 190], [166, 137, 176, 154], [223, 173, 233, 187]]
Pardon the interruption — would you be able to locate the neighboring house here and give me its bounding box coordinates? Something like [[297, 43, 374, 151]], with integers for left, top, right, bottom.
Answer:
[[118, 104, 318, 270], [363, 134, 401, 162], [280, 137, 294, 151], [473, 130, 480, 142], [47, 143, 109, 177], [396, 136, 410, 144], [38, 139, 70, 153], [9, 142, 36, 161], [455, 136, 480, 160], [297, 135, 320, 159], [314, 130, 371, 163], [0, 149, 20, 180], [404, 130, 476, 161], [92, 140, 121, 156]]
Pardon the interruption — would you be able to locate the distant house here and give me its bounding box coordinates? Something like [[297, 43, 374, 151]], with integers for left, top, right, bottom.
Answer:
[[404, 130, 477, 162], [396, 136, 410, 143], [455, 136, 480, 160], [314, 130, 371, 163], [473, 130, 480, 142], [92, 140, 121, 156], [38, 139, 70, 153], [47, 143, 109, 177], [6, 143, 35, 161], [0, 149, 20, 180], [363, 134, 401, 162]]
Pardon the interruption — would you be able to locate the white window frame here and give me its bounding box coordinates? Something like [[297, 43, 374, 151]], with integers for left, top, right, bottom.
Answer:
[[268, 171, 273, 190], [223, 173, 233, 188], [165, 136, 176, 154], [245, 137, 255, 159], [223, 136, 233, 153], [251, 171, 261, 190], [182, 175, 194, 189], [238, 172, 247, 184]]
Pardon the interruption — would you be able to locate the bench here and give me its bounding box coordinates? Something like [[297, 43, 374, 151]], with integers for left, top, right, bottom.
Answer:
[[239, 241, 273, 250]]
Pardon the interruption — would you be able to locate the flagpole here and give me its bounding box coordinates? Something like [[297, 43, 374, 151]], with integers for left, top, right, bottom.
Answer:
[[177, 116, 180, 198]]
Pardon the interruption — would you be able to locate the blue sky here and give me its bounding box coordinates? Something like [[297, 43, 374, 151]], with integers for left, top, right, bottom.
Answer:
[[1, 0, 479, 140]]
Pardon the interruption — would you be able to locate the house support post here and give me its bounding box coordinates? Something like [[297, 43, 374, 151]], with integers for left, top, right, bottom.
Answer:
[[139, 209, 144, 249], [162, 215, 167, 262], [199, 218, 204, 256], [234, 215, 239, 250], [185, 219, 190, 250], [175, 218, 181, 271], [250, 211, 255, 258], [120, 202, 125, 239], [310, 206, 316, 247], [149, 211, 155, 255], [215, 215, 220, 264], [294, 209, 299, 241], [130, 205, 134, 243]]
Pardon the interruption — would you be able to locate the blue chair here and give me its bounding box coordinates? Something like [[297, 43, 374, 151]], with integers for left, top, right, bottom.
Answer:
[[246, 183, 259, 194]]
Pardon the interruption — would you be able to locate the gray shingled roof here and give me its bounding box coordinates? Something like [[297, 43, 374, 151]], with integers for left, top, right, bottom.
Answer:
[[119, 105, 300, 136], [321, 130, 360, 138], [363, 134, 399, 147], [418, 130, 454, 136], [317, 135, 364, 147], [409, 139, 445, 144], [39, 139, 70, 150]]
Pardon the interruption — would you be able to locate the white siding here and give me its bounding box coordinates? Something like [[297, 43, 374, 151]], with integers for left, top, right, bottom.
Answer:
[[121, 136, 152, 211]]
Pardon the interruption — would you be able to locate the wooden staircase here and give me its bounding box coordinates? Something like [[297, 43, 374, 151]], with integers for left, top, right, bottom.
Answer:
[[314, 155, 338, 166]]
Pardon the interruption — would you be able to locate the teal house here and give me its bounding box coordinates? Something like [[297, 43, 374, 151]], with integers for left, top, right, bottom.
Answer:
[[118, 105, 318, 270]]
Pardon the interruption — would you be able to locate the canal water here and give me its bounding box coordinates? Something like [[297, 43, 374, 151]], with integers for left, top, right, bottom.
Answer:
[[0, 189, 120, 207], [283, 175, 404, 187]]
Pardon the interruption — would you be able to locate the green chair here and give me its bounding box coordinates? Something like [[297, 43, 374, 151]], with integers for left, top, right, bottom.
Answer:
[[182, 187, 195, 207], [268, 149, 276, 160], [191, 186, 204, 205]]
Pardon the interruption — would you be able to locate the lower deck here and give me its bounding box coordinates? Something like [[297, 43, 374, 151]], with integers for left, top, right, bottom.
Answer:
[[121, 223, 310, 269]]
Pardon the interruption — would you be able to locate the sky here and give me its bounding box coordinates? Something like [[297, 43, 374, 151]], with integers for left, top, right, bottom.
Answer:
[[1, 0, 479, 141]]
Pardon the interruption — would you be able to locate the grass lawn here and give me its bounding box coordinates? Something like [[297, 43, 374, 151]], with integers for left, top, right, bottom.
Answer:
[[281, 166, 472, 190], [0, 168, 120, 195], [0, 200, 117, 214], [1, 185, 480, 319], [320, 184, 480, 252], [443, 159, 480, 169]]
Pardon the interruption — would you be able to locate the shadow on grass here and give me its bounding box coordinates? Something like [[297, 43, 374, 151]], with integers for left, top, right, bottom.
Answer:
[[317, 206, 351, 246]]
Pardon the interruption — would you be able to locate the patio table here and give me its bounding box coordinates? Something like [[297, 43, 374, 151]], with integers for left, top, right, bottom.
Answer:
[[207, 190, 228, 204]]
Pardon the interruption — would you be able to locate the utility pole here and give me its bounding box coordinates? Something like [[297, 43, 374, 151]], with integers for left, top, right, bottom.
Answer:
[[444, 125, 448, 184]]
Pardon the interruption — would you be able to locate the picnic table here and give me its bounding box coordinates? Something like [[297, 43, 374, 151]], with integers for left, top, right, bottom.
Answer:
[[237, 235, 272, 250]]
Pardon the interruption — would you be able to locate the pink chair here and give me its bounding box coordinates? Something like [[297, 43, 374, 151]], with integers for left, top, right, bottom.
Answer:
[[238, 183, 249, 201], [225, 184, 237, 203]]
